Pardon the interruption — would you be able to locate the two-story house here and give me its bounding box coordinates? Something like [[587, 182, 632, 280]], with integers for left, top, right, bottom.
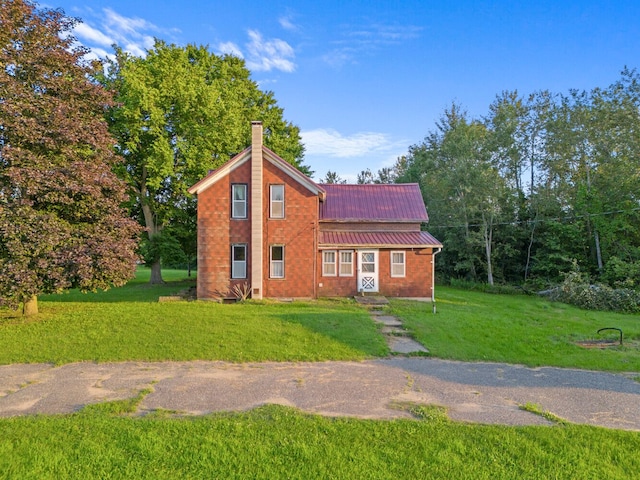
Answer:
[[188, 121, 442, 301]]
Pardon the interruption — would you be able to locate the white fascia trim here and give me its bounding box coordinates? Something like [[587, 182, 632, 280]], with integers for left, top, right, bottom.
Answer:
[[187, 150, 251, 195], [263, 149, 324, 198]]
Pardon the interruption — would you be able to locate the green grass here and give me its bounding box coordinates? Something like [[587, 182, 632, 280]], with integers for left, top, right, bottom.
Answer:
[[2, 270, 640, 370], [0, 404, 638, 479], [0, 269, 387, 364], [390, 287, 640, 372]]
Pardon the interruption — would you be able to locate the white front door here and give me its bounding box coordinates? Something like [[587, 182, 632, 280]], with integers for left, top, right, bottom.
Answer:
[[357, 250, 379, 293]]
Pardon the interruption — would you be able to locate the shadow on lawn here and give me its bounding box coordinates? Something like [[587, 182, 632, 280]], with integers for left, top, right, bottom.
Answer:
[[40, 280, 196, 303], [271, 309, 389, 358]]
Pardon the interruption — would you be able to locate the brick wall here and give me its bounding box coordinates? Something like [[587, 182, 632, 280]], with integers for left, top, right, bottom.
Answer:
[[378, 248, 433, 297], [196, 156, 319, 300], [262, 160, 318, 298], [317, 248, 434, 298], [196, 160, 252, 299]]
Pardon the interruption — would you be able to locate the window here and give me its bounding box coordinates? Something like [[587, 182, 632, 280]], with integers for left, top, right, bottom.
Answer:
[[270, 184, 284, 218], [270, 245, 284, 278], [232, 184, 247, 218], [339, 250, 353, 276], [323, 250, 337, 276], [391, 251, 406, 277], [231, 244, 247, 279]]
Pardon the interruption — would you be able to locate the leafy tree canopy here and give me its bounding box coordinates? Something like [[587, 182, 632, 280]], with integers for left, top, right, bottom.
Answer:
[[101, 41, 308, 283], [0, 0, 141, 314]]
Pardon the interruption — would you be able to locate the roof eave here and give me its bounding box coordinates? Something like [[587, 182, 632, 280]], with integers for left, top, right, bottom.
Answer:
[[318, 243, 443, 249], [187, 147, 251, 195], [319, 218, 428, 223]]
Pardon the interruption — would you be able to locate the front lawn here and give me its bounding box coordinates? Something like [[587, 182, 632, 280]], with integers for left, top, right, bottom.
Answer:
[[0, 404, 637, 479], [391, 287, 640, 372], [2, 269, 639, 371], [0, 269, 387, 364]]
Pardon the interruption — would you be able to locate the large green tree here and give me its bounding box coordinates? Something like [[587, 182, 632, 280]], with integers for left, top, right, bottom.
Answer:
[[102, 42, 307, 283], [398, 70, 640, 289], [398, 104, 512, 285], [0, 0, 141, 315]]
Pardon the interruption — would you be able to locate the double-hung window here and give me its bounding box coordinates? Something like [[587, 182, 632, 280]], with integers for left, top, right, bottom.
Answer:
[[322, 250, 353, 277], [339, 251, 353, 276], [270, 245, 284, 278], [270, 185, 284, 218], [232, 184, 247, 218], [390, 251, 406, 277], [231, 244, 247, 279], [323, 250, 337, 276]]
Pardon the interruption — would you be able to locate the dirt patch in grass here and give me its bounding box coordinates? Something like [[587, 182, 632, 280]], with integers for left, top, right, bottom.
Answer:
[[576, 339, 622, 349]]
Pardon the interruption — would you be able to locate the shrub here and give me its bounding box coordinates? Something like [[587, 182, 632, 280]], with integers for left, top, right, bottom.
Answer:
[[548, 270, 640, 313]]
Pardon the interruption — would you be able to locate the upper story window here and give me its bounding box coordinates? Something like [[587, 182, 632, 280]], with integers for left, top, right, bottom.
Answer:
[[232, 184, 247, 219], [270, 184, 284, 218]]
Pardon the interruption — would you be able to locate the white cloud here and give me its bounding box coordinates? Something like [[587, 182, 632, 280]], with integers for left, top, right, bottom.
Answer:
[[102, 8, 155, 38], [217, 41, 244, 58], [302, 128, 395, 158], [73, 22, 114, 47], [279, 15, 298, 32], [245, 30, 295, 73], [323, 23, 423, 68], [70, 8, 175, 59]]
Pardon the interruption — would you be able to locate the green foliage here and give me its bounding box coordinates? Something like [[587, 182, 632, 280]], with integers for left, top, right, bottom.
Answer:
[[0, 405, 639, 479], [0, 0, 140, 309], [448, 279, 529, 295], [101, 41, 307, 282], [549, 269, 640, 314], [138, 231, 188, 269], [398, 70, 640, 289], [601, 256, 640, 289], [392, 287, 640, 372]]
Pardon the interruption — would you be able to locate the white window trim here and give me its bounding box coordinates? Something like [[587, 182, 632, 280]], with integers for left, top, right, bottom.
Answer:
[[231, 244, 247, 279], [339, 250, 354, 277], [390, 250, 406, 278], [231, 184, 247, 219], [270, 184, 285, 219], [323, 250, 337, 277], [270, 245, 285, 279]]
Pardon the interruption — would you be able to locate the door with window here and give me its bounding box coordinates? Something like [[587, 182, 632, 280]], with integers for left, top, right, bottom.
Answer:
[[357, 250, 378, 293]]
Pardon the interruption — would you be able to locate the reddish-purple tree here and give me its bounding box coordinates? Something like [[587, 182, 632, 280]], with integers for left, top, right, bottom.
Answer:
[[0, 0, 141, 315]]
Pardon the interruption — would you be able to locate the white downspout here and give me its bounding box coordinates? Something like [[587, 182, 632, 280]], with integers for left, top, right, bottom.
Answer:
[[431, 247, 442, 314]]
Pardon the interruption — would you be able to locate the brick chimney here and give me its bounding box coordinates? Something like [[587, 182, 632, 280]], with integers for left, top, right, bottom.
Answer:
[[250, 121, 263, 299]]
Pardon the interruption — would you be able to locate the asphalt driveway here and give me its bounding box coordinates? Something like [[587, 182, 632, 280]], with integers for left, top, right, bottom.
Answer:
[[0, 358, 638, 430]]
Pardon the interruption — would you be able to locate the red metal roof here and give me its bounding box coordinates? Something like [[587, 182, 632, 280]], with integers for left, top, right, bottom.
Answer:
[[319, 231, 442, 248], [319, 183, 428, 222]]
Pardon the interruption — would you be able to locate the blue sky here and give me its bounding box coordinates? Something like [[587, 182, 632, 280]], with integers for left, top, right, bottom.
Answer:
[[46, 0, 640, 182]]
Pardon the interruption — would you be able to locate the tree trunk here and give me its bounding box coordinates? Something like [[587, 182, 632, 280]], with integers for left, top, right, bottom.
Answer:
[[524, 214, 538, 282], [141, 200, 164, 285], [149, 260, 164, 284], [22, 295, 38, 316], [594, 229, 603, 273], [483, 217, 494, 286]]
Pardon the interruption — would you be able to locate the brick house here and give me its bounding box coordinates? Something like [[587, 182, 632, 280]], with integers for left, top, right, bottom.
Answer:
[[188, 121, 442, 301]]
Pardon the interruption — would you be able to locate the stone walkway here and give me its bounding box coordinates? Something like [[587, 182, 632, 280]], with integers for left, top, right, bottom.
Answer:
[[355, 296, 429, 354]]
